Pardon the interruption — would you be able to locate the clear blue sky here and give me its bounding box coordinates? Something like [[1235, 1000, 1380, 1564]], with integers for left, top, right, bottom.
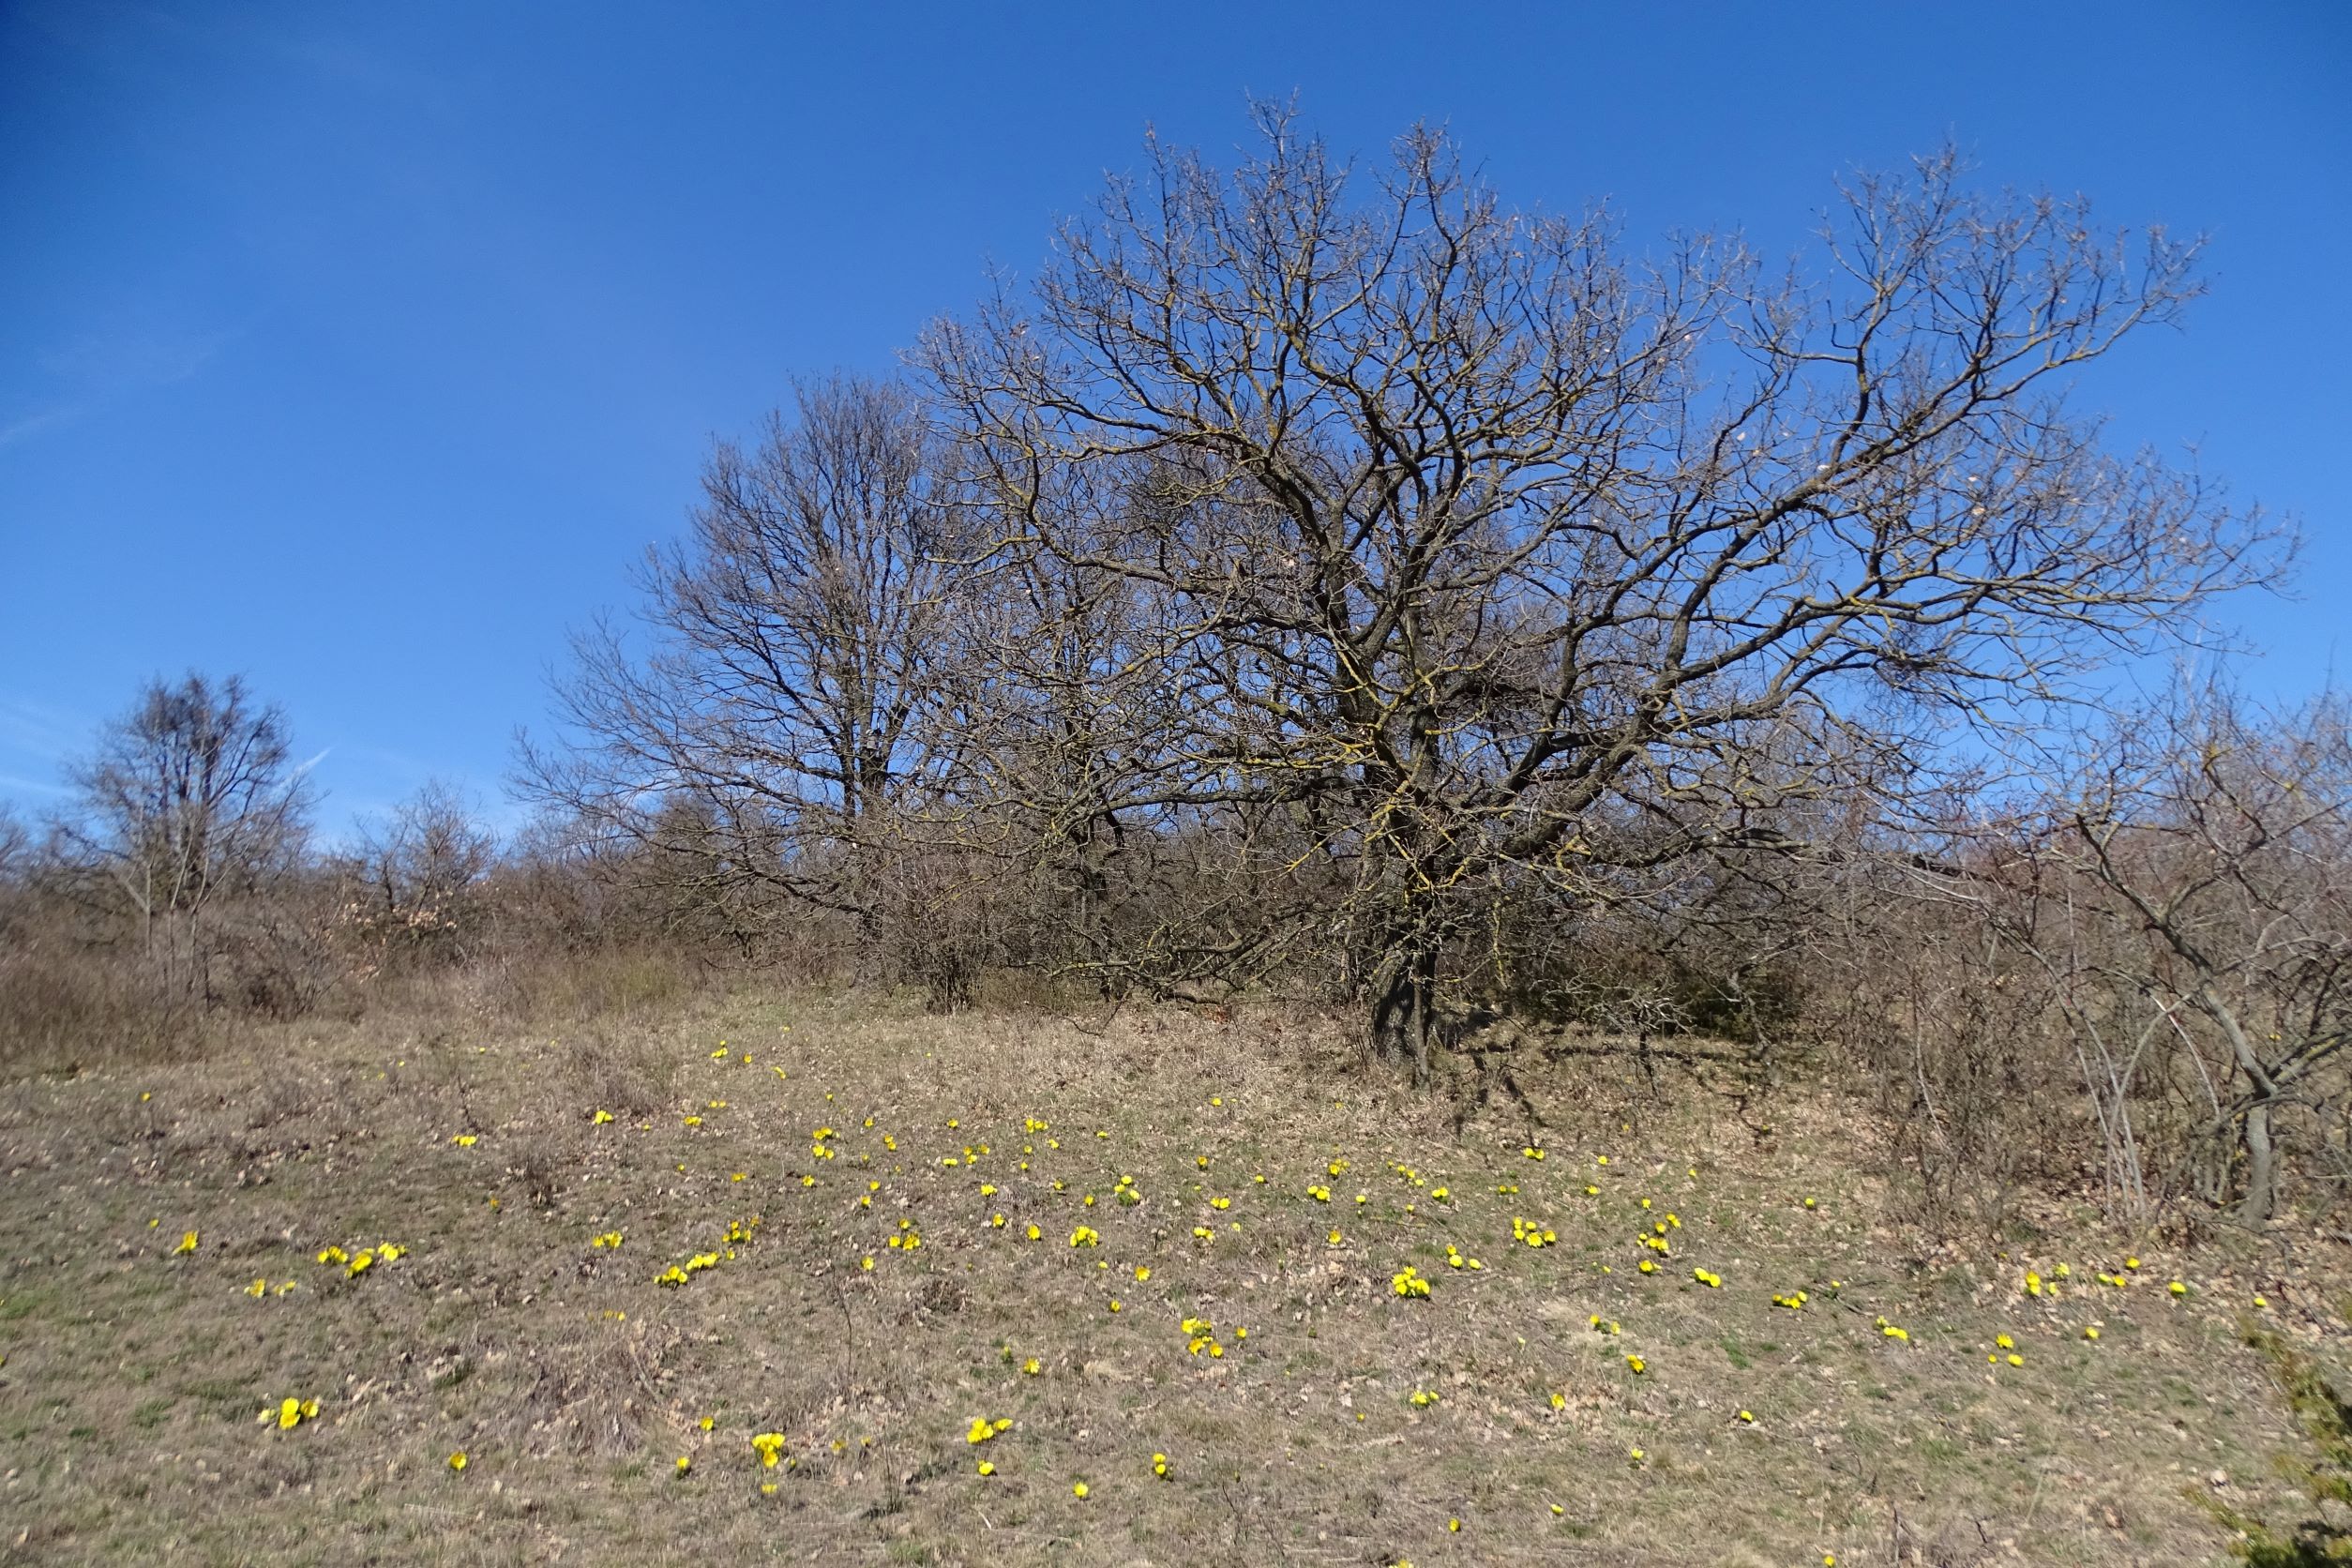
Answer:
[[4, 1, 2346, 837]]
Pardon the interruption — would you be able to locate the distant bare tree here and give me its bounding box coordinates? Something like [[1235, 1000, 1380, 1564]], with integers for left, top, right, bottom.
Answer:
[[59, 672, 315, 1006], [923, 108, 2279, 1077], [339, 780, 497, 970], [522, 374, 962, 937]]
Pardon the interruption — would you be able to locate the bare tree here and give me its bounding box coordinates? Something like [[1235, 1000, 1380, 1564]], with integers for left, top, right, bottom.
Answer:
[[339, 780, 497, 970], [521, 373, 962, 939], [922, 108, 2278, 1077], [2029, 686, 2352, 1225], [59, 672, 316, 1006]]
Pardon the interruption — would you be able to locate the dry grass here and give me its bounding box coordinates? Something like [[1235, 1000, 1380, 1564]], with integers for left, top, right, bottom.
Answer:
[[0, 992, 2343, 1565]]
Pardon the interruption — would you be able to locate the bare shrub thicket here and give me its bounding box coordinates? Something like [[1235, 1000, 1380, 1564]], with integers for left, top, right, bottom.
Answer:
[[1791, 687, 2352, 1232]]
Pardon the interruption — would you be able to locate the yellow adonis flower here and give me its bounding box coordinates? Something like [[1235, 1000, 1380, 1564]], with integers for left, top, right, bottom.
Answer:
[[264, 1396, 321, 1431], [976, 1460, 996, 1476], [751, 1432, 787, 1468], [316, 1245, 347, 1266], [452, 1135, 476, 1147], [447, 1452, 467, 1471], [1072, 1481, 1090, 1499], [592, 1109, 614, 1124]]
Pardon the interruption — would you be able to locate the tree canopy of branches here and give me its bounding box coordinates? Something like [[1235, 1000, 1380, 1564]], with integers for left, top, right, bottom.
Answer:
[[531, 112, 2282, 1084], [913, 111, 2276, 1074]]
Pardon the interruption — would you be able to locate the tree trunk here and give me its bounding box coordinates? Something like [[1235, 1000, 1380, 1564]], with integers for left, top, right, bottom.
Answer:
[[2239, 1100, 2278, 1227], [1369, 940, 1437, 1085]]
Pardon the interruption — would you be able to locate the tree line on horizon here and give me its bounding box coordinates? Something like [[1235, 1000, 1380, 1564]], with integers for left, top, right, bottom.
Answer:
[[3, 110, 2344, 1234]]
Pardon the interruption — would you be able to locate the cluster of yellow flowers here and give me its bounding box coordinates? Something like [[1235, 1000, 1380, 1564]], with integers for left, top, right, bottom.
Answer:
[[314, 1241, 406, 1277], [261, 1395, 320, 1430]]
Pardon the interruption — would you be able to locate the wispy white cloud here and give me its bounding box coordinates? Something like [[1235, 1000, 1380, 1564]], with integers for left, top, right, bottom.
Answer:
[[0, 697, 84, 761], [0, 407, 79, 448], [0, 773, 70, 797], [0, 322, 236, 454], [41, 323, 232, 395]]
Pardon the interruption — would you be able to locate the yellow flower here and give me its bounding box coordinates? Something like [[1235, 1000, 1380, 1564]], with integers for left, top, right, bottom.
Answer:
[[447, 1451, 467, 1471], [174, 1230, 199, 1256], [1022, 1357, 1042, 1375], [245, 1277, 267, 1298], [592, 1109, 613, 1124], [751, 1431, 786, 1468], [1072, 1481, 1090, 1499], [1134, 1265, 1151, 1281], [675, 1455, 691, 1474], [977, 1459, 996, 1476], [452, 1135, 476, 1147]]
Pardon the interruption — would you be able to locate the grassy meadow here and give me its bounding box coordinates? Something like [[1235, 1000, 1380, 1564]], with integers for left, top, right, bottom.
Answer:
[[0, 994, 2339, 1565]]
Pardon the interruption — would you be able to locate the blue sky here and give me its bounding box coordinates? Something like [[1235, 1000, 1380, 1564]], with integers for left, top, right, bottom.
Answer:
[[3, 1, 2346, 837]]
